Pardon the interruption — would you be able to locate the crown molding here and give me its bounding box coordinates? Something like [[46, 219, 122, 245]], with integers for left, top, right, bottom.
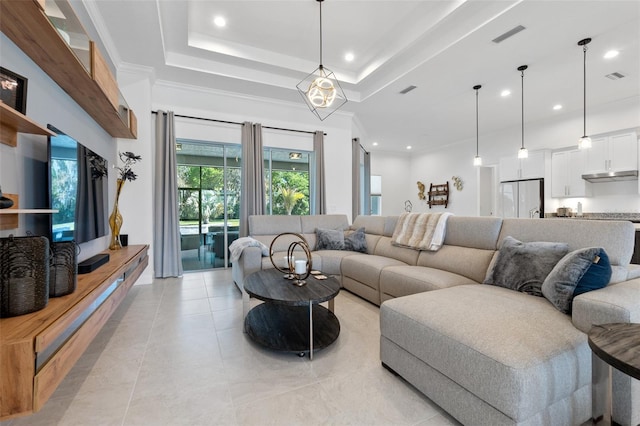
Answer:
[[81, 0, 122, 69]]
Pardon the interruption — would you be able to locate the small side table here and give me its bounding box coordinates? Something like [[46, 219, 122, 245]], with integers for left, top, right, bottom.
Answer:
[[588, 323, 640, 425]]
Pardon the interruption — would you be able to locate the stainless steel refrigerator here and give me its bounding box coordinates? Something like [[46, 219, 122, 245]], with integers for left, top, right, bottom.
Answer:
[[499, 178, 544, 218]]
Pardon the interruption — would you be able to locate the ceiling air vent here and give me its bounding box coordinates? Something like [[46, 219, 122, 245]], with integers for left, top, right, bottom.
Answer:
[[605, 72, 625, 80], [492, 25, 526, 43], [399, 85, 417, 94]]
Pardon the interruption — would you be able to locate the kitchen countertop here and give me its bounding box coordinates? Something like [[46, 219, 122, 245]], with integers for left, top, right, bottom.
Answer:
[[544, 213, 640, 230]]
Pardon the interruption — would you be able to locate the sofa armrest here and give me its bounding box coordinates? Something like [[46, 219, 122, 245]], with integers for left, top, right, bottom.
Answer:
[[231, 246, 264, 293], [572, 278, 640, 334], [627, 264, 640, 280]]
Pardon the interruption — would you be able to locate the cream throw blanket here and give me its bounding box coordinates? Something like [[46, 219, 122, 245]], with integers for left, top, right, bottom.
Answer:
[[229, 237, 269, 263], [391, 212, 452, 251]]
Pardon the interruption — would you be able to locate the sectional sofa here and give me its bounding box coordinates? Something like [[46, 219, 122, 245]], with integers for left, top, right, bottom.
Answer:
[[231, 214, 639, 425]]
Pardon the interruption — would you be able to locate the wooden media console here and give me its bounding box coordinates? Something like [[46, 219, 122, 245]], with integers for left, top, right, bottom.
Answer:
[[0, 244, 149, 420]]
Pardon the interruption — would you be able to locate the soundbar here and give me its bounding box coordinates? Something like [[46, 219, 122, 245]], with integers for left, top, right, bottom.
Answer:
[[77, 253, 110, 274]]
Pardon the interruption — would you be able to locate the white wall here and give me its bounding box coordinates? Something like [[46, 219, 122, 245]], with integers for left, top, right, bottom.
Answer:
[[0, 34, 116, 261], [117, 65, 155, 284], [370, 152, 412, 216]]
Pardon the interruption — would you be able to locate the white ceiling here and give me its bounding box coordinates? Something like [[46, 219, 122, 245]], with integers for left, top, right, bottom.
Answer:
[[86, 0, 640, 154]]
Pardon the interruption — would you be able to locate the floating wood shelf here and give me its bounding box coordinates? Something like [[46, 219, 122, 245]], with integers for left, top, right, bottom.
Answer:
[[0, 0, 137, 139], [0, 209, 59, 214], [428, 182, 449, 208], [0, 194, 57, 230], [0, 103, 55, 147]]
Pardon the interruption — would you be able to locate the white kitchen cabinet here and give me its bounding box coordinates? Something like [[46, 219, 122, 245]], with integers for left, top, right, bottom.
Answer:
[[584, 132, 638, 174], [551, 149, 592, 197], [499, 151, 546, 181]]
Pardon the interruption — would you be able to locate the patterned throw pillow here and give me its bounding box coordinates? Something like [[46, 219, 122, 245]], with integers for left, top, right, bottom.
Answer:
[[483, 236, 569, 296], [542, 247, 611, 314], [315, 228, 345, 250], [344, 227, 367, 253]]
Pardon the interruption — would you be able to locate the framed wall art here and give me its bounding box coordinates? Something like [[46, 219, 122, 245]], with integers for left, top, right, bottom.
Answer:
[[0, 67, 28, 114]]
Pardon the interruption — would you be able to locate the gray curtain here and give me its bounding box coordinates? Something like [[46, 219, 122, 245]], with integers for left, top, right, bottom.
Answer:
[[310, 131, 326, 214], [239, 122, 265, 237], [352, 137, 360, 221], [351, 138, 371, 219], [363, 150, 371, 216], [75, 145, 107, 242], [153, 111, 183, 277]]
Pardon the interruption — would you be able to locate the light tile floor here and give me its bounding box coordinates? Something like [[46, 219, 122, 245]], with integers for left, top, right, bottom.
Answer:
[[2, 269, 460, 426]]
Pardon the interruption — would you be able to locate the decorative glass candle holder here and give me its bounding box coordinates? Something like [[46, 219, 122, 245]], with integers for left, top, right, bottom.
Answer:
[[269, 232, 312, 285]]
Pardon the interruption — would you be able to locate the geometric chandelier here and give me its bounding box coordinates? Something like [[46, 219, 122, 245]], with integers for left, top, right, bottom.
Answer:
[[296, 0, 348, 121]]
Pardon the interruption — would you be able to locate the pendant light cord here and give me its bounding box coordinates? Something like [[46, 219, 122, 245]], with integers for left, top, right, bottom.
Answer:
[[521, 68, 525, 150], [475, 88, 479, 156], [318, 0, 323, 67], [583, 43, 587, 136]]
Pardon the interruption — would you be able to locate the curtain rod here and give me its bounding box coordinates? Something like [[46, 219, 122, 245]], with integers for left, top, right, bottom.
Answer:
[[152, 111, 326, 136]]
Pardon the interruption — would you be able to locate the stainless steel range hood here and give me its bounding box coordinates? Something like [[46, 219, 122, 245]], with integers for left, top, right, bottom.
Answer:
[[582, 170, 639, 182]]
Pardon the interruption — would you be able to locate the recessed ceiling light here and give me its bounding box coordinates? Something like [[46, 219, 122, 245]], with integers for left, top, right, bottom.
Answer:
[[372, 142, 378, 146], [345, 52, 354, 62], [553, 104, 563, 110], [213, 16, 226, 27], [501, 90, 511, 97], [406, 146, 412, 150], [604, 50, 619, 59]]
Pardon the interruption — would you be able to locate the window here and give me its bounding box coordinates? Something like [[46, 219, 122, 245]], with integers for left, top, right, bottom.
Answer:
[[370, 175, 382, 215], [264, 148, 311, 215]]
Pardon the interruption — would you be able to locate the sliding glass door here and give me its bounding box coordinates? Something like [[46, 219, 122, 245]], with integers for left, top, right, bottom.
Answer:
[[177, 142, 241, 270]]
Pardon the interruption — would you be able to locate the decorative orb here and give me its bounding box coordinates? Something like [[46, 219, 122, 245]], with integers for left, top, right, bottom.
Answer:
[[269, 233, 313, 285], [307, 77, 336, 108]]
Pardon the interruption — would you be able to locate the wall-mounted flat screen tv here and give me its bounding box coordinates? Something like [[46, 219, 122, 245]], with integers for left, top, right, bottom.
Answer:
[[48, 125, 109, 244]]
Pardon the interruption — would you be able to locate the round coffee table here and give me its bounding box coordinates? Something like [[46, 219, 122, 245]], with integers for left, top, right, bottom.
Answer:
[[243, 268, 340, 360]]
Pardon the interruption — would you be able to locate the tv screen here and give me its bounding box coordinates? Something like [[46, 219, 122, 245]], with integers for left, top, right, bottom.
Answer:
[[48, 125, 109, 244]]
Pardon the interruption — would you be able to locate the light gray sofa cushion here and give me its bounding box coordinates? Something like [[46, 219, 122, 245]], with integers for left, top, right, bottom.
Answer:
[[300, 214, 349, 233], [443, 216, 503, 250], [417, 245, 495, 284], [380, 266, 477, 301], [352, 215, 386, 235], [373, 237, 420, 265], [380, 284, 591, 422], [342, 254, 407, 305]]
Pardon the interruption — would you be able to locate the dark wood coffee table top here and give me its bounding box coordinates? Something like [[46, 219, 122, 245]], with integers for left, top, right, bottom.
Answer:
[[588, 323, 640, 380], [244, 268, 340, 306]]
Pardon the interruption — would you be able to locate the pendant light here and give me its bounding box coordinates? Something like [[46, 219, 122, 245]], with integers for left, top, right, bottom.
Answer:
[[517, 65, 529, 159], [296, 0, 347, 121], [473, 85, 482, 166], [578, 38, 592, 149]]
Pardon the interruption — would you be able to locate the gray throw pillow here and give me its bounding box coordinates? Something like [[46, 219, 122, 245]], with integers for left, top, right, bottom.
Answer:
[[344, 227, 367, 253], [484, 236, 569, 296], [315, 228, 345, 250], [542, 247, 611, 314]]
